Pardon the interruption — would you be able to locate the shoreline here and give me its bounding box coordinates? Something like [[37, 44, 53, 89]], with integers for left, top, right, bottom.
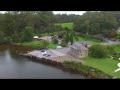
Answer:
[[19, 53, 93, 79]]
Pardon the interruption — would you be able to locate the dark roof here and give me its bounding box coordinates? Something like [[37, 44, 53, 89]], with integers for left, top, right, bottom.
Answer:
[[81, 41, 91, 45], [71, 42, 88, 51]]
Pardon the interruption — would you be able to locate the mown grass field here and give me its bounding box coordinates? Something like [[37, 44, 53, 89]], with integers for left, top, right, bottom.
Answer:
[[74, 36, 105, 45], [55, 22, 74, 30], [82, 57, 120, 78]]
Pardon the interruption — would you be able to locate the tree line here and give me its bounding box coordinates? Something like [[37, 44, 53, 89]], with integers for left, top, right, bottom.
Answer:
[[0, 11, 120, 44]]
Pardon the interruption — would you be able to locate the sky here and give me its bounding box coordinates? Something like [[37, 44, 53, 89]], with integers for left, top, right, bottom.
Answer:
[[53, 11, 86, 15]]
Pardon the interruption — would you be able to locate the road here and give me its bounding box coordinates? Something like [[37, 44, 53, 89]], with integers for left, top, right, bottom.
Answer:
[[101, 40, 120, 46]]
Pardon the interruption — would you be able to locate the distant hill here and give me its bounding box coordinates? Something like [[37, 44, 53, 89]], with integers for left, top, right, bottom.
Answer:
[[55, 22, 74, 30]]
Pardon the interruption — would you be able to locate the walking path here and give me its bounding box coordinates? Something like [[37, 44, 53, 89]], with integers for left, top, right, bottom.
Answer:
[[101, 40, 120, 46]]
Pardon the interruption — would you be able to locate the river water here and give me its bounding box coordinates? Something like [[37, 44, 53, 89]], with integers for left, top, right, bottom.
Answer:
[[0, 44, 86, 79]]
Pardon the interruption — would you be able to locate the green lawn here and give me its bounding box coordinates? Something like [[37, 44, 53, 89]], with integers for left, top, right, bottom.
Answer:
[[74, 36, 104, 45], [55, 22, 74, 30], [48, 42, 59, 48], [113, 44, 120, 53], [16, 40, 59, 49], [82, 57, 120, 78], [16, 40, 42, 48]]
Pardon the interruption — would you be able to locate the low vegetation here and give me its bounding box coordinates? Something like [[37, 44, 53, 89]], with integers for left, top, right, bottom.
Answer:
[[55, 22, 74, 30], [16, 40, 49, 49], [63, 61, 113, 79], [82, 57, 120, 78], [16, 40, 59, 49], [89, 45, 108, 58]]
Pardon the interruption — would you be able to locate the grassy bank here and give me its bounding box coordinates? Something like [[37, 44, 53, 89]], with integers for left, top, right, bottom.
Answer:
[[16, 40, 59, 49], [74, 36, 106, 45], [63, 61, 113, 79], [82, 57, 120, 78]]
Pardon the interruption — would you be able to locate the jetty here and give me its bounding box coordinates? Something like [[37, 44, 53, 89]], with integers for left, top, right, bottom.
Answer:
[[20, 49, 83, 65]]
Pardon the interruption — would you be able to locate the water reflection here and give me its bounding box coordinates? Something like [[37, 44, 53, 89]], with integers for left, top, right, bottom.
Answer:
[[0, 44, 86, 79]]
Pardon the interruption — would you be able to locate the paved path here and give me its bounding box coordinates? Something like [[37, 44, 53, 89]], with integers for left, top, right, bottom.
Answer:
[[49, 49, 65, 56], [101, 40, 120, 46]]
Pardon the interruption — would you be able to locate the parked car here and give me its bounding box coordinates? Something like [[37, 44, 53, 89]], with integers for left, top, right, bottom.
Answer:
[[56, 46, 63, 49]]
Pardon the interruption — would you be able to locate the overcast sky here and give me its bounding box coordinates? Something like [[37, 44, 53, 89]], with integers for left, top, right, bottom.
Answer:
[[53, 11, 86, 15]]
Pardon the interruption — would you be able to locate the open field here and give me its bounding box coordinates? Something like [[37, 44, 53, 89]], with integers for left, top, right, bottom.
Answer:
[[82, 57, 120, 78], [55, 22, 74, 30]]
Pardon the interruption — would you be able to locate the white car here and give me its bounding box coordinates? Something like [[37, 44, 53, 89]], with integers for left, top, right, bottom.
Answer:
[[56, 46, 63, 49]]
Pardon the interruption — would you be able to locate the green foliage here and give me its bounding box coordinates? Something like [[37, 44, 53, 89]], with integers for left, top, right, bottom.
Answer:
[[89, 45, 108, 58], [82, 56, 120, 78], [0, 36, 12, 44], [40, 40, 49, 49], [110, 44, 120, 53], [74, 11, 118, 36], [11, 35, 19, 43], [63, 28, 78, 45], [63, 61, 113, 79], [106, 45, 115, 54], [16, 40, 49, 49], [61, 39, 67, 47], [20, 26, 34, 42], [51, 35, 58, 44], [1, 11, 120, 45], [58, 31, 65, 38], [48, 42, 59, 48]]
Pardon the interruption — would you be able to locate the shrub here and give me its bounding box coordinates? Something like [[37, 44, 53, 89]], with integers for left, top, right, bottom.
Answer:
[[63, 61, 112, 79], [52, 38, 58, 44], [52, 35, 58, 44], [89, 45, 108, 58], [49, 33, 54, 36], [61, 39, 67, 47], [41, 40, 49, 49], [106, 45, 114, 54]]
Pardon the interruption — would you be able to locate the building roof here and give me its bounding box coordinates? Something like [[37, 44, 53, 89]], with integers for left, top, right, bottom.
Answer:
[[81, 41, 92, 45], [70, 42, 88, 51]]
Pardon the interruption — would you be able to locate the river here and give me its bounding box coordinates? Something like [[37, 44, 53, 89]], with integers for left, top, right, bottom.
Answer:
[[0, 44, 87, 79]]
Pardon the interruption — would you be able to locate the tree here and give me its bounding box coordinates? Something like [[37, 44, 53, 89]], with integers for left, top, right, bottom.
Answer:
[[51, 35, 58, 44], [89, 45, 108, 58], [20, 26, 34, 42], [63, 27, 78, 45]]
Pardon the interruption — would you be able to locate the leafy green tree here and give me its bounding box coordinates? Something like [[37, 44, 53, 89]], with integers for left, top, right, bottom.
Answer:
[[89, 45, 108, 58], [63, 27, 78, 45], [20, 26, 34, 42], [51, 35, 58, 44]]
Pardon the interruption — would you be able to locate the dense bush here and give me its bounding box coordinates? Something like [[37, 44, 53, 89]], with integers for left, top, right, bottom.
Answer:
[[106, 45, 114, 54], [40, 40, 49, 49], [52, 35, 58, 44], [0, 36, 12, 44], [63, 61, 113, 79], [89, 45, 108, 58], [61, 39, 67, 47]]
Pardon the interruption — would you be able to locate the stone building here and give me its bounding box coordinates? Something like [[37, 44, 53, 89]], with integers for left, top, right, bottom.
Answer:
[[69, 42, 89, 58]]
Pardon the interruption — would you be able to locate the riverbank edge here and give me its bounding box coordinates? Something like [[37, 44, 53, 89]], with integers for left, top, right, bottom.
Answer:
[[20, 53, 114, 79], [2, 43, 114, 79], [19, 53, 94, 79]]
